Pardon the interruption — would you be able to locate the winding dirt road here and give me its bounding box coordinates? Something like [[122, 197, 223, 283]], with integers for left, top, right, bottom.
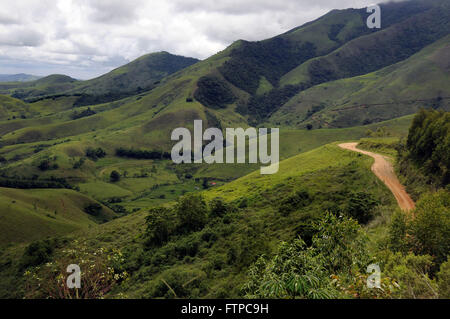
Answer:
[[339, 143, 415, 212]]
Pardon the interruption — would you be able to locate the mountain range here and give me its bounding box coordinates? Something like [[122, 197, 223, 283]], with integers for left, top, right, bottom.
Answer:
[[0, 0, 449, 299]]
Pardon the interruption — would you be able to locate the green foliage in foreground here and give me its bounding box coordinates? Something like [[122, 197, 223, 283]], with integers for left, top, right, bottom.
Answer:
[[396, 109, 449, 199], [406, 109, 449, 186], [243, 213, 369, 298], [389, 190, 450, 266]]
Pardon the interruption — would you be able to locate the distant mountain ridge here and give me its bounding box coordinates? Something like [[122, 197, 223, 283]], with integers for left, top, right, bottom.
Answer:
[[0, 52, 199, 104], [0, 74, 41, 82]]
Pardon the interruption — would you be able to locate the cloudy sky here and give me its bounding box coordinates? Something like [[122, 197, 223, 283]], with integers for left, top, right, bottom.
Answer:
[[0, 0, 391, 79]]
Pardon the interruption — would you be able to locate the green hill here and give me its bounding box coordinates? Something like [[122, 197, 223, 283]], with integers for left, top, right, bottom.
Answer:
[[0, 187, 116, 245], [0, 141, 397, 298], [0, 95, 30, 121], [0, 0, 448, 300], [270, 35, 450, 128], [0, 52, 199, 103]]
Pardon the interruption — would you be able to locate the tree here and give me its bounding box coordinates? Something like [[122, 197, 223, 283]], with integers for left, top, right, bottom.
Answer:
[[145, 207, 176, 247], [176, 194, 208, 233], [243, 239, 335, 299], [437, 258, 450, 298], [84, 203, 102, 216], [388, 210, 410, 254], [243, 213, 370, 298], [410, 190, 450, 265], [110, 170, 120, 183], [209, 197, 230, 218], [38, 159, 51, 171], [344, 192, 379, 225]]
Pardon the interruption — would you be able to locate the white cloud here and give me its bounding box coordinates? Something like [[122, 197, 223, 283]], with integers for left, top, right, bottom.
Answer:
[[0, 0, 390, 79]]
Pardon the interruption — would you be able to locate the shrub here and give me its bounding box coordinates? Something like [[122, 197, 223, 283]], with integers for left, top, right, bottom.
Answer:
[[115, 148, 170, 160], [209, 197, 230, 218], [344, 191, 379, 225], [20, 239, 58, 269], [437, 258, 450, 298], [85, 147, 106, 161], [409, 190, 450, 265], [24, 245, 127, 299], [73, 158, 85, 169], [84, 203, 102, 216], [175, 194, 208, 234], [279, 190, 311, 216], [145, 207, 176, 247], [38, 159, 51, 171], [404, 109, 450, 186], [110, 170, 120, 183]]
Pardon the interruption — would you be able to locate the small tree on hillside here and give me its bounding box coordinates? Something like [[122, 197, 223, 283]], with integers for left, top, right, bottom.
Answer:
[[110, 170, 120, 183]]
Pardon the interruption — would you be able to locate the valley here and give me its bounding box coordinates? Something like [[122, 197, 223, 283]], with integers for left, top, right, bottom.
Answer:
[[0, 0, 448, 300]]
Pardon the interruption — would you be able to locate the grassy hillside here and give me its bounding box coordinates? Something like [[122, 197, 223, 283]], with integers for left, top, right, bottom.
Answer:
[[0, 114, 412, 214], [280, 1, 450, 87], [0, 95, 31, 121], [74, 52, 199, 96], [271, 35, 450, 128], [0, 141, 398, 298], [0, 0, 448, 299], [0, 187, 116, 246], [0, 52, 199, 104]]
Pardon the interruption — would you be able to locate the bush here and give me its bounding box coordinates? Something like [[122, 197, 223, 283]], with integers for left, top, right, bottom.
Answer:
[[86, 147, 106, 161], [72, 157, 85, 169], [382, 252, 438, 299], [24, 245, 127, 299], [38, 160, 51, 171], [20, 239, 58, 269], [344, 191, 379, 225], [209, 197, 231, 218], [409, 190, 450, 265], [115, 148, 170, 160], [437, 258, 450, 298], [84, 203, 102, 216], [110, 170, 120, 183], [145, 207, 176, 247], [387, 190, 450, 268], [279, 190, 311, 216], [175, 194, 208, 234], [243, 213, 372, 298], [404, 109, 450, 186]]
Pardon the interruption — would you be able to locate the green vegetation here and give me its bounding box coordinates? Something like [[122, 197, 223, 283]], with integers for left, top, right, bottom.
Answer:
[[2, 52, 199, 104], [0, 0, 449, 299], [194, 76, 236, 109], [395, 109, 450, 199]]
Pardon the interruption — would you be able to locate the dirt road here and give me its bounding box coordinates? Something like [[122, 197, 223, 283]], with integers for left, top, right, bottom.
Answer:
[[338, 143, 415, 212]]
